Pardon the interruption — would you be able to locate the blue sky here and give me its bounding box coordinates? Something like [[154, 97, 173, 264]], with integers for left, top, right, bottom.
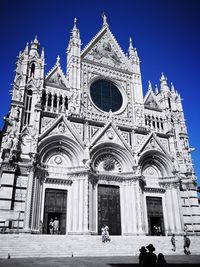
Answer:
[[0, 0, 200, 185]]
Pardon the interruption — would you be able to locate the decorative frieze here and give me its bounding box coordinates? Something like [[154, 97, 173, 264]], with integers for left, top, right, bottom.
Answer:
[[45, 177, 72, 185]]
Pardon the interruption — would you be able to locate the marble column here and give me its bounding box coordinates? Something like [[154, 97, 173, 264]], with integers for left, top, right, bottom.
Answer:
[[24, 168, 34, 231]]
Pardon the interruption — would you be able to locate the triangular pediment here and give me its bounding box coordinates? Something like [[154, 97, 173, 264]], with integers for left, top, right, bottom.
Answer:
[[90, 120, 133, 154], [39, 115, 84, 148], [137, 132, 171, 159], [81, 26, 131, 72], [144, 90, 161, 111], [45, 63, 69, 89]]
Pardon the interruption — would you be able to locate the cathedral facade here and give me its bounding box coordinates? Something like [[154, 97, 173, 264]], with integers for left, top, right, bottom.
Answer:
[[0, 16, 200, 236]]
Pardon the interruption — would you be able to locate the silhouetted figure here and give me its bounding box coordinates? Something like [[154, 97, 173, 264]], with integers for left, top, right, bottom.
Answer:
[[143, 243, 157, 267], [171, 234, 176, 251], [183, 234, 191, 255], [139, 246, 147, 266], [156, 253, 167, 266]]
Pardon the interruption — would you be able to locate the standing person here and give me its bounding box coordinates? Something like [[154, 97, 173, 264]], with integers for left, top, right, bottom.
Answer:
[[156, 253, 167, 267], [157, 226, 162, 236], [101, 225, 106, 243], [153, 225, 158, 236], [143, 244, 157, 267], [139, 246, 147, 266], [49, 218, 54, 235], [171, 234, 176, 252], [53, 217, 59, 234], [104, 224, 110, 242], [183, 235, 191, 255]]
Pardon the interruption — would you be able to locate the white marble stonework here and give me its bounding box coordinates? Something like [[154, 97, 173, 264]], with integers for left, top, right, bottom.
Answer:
[[0, 15, 200, 235]]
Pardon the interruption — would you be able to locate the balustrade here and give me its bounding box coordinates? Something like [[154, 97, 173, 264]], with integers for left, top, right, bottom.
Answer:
[[41, 90, 68, 114]]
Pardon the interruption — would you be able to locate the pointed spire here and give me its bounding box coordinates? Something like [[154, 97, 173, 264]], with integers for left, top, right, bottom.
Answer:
[[160, 72, 169, 92], [171, 82, 175, 93], [102, 12, 108, 28], [155, 84, 159, 95], [33, 35, 39, 45], [30, 35, 40, 52], [129, 37, 133, 49], [71, 17, 80, 39], [160, 72, 167, 84], [73, 17, 77, 30], [23, 43, 29, 54], [129, 37, 138, 59], [148, 80, 152, 91]]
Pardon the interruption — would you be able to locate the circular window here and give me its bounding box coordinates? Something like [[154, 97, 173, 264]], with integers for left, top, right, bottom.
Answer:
[[90, 80, 123, 112]]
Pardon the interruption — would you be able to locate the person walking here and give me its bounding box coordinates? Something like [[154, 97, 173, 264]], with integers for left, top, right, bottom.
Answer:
[[156, 253, 167, 266], [183, 234, 191, 255], [143, 243, 157, 267], [138, 246, 147, 266], [171, 234, 176, 251], [53, 217, 59, 234]]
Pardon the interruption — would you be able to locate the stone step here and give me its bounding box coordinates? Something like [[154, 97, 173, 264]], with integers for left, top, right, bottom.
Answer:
[[0, 235, 199, 258]]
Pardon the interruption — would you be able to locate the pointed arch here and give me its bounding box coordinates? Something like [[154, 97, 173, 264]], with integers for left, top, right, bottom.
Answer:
[[90, 142, 134, 173], [139, 150, 173, 178]]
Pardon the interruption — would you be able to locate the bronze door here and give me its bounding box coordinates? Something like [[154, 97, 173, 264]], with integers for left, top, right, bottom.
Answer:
[[98, 185, 121, 235], [146, 196, 165, 236], [43, 189, 67, 234]]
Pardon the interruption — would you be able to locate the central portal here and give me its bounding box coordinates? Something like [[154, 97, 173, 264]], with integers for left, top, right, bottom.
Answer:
[[43, 189, 67, 234], [146, 196, 165, 236], [98, 185, 121, 235]]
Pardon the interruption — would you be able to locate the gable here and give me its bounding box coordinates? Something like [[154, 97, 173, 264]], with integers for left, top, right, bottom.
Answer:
[[137, 132, 171, 159], [45, 65, 69, 89], [39, 115, 84, 148], [144, 91, 161, 111], [81, 27, 131, 72], [90, 121, 132, 155]]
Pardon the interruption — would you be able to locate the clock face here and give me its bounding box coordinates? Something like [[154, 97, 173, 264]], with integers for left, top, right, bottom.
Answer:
[[90, 79, 123, 112]]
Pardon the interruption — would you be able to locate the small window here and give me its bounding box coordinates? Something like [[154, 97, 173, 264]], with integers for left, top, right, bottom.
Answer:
[[24, 90, 32, 125], [30, 63, 35, 77]]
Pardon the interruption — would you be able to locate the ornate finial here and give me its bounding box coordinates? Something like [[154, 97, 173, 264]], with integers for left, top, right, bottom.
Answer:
[[102, 12, 108, 27], [148, 80, 152, 91], [56, 55, 60, 65]]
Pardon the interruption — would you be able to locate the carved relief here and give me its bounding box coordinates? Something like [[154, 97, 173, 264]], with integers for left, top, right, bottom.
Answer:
[[83, 30, 131, 70], [94, 154, 122, 173], [90, 126, 100, 138], [41, 117, 54, 130]]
